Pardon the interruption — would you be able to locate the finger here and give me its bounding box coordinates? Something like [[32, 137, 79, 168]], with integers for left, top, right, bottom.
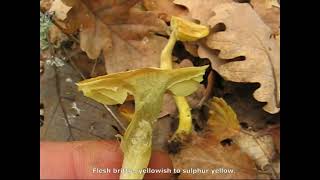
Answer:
[[40, 141, 173, 179]]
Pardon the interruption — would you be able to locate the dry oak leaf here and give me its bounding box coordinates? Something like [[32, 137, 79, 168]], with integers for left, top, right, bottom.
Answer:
[[143, 0, 187, 22], [203, 3, 280, 114], [51, 0, 168, 73], [173, 0, 233, 25], [251, 0, 280, 35], [171, 135, 257, 179]]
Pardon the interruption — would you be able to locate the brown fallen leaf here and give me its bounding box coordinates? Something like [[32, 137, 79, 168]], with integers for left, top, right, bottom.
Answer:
[[152, 116, 174, 151], [182, 41, 199, 57], [202, 2, 280, 114], [48, 0, 169, 73], [104, 34, 167, 73], [49, 0, 72, 20], [269, 126, 280, 154], [143, 0, 187, 22], [69, 50, 106, 78], [251, 0, 280, 35], [40, 57, 124, 141], [173, 0, 233, 25], [48, 25, 69, 47], [40, 0, 54, 12], [259, 124, 280, 154]]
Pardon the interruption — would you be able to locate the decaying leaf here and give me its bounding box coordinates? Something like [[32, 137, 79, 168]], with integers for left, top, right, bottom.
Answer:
[[207, 97, 240, 141], [143, 0, 187, 22], [48, 0, 169, 73], [40, 58, 122, 141]]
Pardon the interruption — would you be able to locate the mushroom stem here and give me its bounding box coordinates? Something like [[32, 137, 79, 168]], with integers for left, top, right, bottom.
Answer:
[[174, 96, 192, 134], [160, 16, 209, 139], [160, 33, 193, 139], [160, 32, 176, 69]]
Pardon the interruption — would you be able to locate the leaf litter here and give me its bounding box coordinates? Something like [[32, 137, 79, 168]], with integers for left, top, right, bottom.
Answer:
[[40, 0, 280, 179]]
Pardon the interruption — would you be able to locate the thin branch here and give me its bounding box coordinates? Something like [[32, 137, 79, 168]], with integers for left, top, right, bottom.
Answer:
[[62, 48, 86, 80], [90, 57, 99, 77], [54, 66, 75, 141], [104, 105, 126, 133]]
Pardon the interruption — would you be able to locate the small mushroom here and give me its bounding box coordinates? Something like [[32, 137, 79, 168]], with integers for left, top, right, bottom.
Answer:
[[160, 16, 209, 139]]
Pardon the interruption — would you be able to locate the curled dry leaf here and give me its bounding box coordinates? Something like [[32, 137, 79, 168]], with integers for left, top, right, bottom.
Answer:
[[143, 0, 187, 22], [48, 0, 169, 73], [234, 131, 276, 171]]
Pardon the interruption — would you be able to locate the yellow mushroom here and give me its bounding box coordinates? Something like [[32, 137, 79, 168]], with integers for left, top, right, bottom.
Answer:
[[77, 66, 208, 179], [160, 16, 209, 139]]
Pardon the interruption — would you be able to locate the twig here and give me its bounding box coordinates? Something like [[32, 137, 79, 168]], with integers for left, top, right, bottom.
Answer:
[[46, 29, 75, 141], [69, 58, 87, 80], [104, 105, 126, 133], [90, 57, 99, 77], [62, 48, 86, 80]]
